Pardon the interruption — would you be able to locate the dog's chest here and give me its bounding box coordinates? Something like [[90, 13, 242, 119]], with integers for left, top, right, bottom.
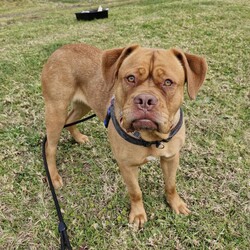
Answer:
[[144, 145, 175, 162], [146, 156, 158, 162]]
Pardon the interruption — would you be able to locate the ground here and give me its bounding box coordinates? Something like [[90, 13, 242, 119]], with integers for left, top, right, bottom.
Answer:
[[0, 0, 249, 249]]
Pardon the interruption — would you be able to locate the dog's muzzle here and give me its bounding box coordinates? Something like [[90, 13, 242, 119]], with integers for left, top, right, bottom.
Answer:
[[125, 93, 160, 132]]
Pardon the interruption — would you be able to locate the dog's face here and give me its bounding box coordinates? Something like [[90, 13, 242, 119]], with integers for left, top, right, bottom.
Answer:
[[102, 46, 207, 139], [116, 48, 185, 136]]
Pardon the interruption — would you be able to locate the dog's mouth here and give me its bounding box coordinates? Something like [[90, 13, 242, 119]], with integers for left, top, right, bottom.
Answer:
[[121, 107, 165, 133], [127, 119, 158, 132]]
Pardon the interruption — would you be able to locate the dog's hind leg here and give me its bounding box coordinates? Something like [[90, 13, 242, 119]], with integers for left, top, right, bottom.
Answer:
[[45, 101, 69, 189], [65, 101, 91, 144]]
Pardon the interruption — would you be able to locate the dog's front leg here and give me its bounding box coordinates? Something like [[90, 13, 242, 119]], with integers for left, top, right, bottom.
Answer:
[[160, 153, 191, 215], [119, 164, 147, 228]]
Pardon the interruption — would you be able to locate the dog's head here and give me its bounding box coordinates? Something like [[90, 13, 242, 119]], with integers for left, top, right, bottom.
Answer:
[[102, 45, 207, 140]]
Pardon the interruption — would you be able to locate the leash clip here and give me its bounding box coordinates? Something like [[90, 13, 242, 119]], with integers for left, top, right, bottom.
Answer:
[[156, 141, 165, 149]]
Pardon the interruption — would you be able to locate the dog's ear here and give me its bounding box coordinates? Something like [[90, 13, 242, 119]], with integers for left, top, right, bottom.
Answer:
[[173, 49, 208, 100], [102, 45, 139, 87]]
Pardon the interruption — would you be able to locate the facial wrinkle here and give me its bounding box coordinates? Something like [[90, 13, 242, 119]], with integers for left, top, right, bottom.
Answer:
[[148, 51, 156, 81]]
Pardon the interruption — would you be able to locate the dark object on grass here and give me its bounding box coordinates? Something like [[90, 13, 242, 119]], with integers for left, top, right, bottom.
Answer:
[[75, 8, 108, 21]]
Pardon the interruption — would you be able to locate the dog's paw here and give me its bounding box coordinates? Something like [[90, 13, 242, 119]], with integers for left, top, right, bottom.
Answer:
[[74, 134, 89, 144], [129, 209, 147, 229], [168, 195, 191, 215], [52, 174, 63, 189]]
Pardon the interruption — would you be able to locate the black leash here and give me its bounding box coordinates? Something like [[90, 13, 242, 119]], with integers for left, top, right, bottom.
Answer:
[[42, 114, 96, 250]]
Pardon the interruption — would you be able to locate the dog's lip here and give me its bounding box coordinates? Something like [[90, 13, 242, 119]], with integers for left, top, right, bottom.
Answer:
[[130, 119, 158, 131]]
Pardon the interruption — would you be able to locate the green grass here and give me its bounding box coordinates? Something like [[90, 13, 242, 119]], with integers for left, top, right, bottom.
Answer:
[[1, 0, 249, 249]]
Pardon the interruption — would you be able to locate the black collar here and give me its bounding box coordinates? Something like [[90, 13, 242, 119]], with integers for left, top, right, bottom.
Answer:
[[104, 100, 183, 149]]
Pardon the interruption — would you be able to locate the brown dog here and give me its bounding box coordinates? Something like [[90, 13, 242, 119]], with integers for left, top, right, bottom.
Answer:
[[42, 44, 207, 228]]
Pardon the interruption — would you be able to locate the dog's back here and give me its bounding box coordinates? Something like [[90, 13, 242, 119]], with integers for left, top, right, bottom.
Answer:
[[42, 44, 112, 119]]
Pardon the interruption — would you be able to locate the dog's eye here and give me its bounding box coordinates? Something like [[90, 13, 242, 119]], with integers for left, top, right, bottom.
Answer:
[[163, 79, 173, 86], [127, 75, 136, 83]]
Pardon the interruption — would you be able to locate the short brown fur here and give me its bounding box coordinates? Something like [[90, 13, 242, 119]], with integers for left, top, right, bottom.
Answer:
[[42, 43, 207, 228]]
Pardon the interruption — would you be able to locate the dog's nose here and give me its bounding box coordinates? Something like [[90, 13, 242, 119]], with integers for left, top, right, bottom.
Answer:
[[134, 94, 158, 111]]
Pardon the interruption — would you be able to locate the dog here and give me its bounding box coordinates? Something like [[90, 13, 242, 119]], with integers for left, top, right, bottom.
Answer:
[[42, 43, 207, 228]]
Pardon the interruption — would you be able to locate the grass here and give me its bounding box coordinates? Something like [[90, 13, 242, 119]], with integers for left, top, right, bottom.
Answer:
[[0, 0, 249, 249]]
